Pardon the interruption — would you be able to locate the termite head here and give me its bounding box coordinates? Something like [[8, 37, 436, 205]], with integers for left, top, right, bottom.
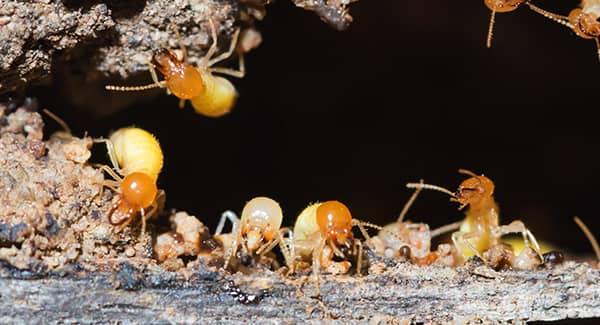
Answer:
[[316, 200, 354, 246], [120, 172, 158, 212], [484, 0, 523, 13], [152, 49, 205, 100], [455, 175, 495, 208], [568, 9, 600, 39], [240, 197, 283, 252]]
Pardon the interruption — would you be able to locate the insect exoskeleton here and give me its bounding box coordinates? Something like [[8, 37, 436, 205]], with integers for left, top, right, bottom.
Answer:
[[291, 200, 381, 280], [105, 19, 246, 117], [214, 197, 293, 270], [406, 169, 542, 269], [483, 0, 527, 48], [95, 127, 165, 237], [526, 0, 600, 60]]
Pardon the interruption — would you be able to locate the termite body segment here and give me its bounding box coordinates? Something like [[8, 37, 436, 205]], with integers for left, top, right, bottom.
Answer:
[[406, 170, 542, 268], [97, 127, 164, 236], [106, 20, 245, 117], [215, 197, 293, 270]]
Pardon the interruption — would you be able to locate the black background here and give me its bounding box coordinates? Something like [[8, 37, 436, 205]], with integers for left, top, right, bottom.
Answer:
[[36, 0, 600, 256]]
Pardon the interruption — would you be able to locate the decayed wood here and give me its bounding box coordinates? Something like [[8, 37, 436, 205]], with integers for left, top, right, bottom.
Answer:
[[0, 259, 598, 323]]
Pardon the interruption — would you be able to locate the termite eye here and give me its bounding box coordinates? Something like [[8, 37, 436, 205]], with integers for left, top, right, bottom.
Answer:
[[316, 201, 353, 240], [121, 172, 157, 209]]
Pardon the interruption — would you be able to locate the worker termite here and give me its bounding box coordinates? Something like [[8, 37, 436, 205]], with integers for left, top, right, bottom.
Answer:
[[290, 200, 383, 294], [526, 0, 600, 60], [214, 197, 293, 270], [95, 127, 165, 237], [574, 216, 600, 266], [106, 19, 245, 117], [406, 169, 542, 269], [483, 0, 527, 48]]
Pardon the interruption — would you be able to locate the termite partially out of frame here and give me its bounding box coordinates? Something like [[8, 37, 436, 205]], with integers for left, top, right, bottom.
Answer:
[[483, 0, 528, 48], [406, 169, 543, 269], [95, 127, 165, 237], [214, 197, 293, 270], [106, 19, 245, 117], [526, 0, 600, 60]]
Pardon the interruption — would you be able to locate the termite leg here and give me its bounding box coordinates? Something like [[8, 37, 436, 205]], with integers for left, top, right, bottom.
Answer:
[[96, 165, 123, 183], [209, 27, 241, 67], [201, 19, 219, 67], [93, 139, 123, 175], [223, 220, 241, 270], [398, 179, 423, 223], [209, 53, 245, 78], [355, 240, 364, 276], [312, 238, 327, 297], [493, 220, 542, 256], [452, 230, 485, 262], [215, 210, 240, 235]]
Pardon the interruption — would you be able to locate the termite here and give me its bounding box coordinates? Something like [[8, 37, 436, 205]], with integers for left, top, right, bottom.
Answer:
[[526, 1, 600, 60], [574, 216, 600, 266], [373, 180, 463, 265], [106, 19, 245, 117], [406, 169, 542, 267], [290, 200, 382, 294], [483, 0, 527, 48], [214, 197, 293, 270], [95, 127, 165, 236]]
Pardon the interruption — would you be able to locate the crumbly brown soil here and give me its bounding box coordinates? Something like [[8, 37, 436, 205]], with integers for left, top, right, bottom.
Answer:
[[0, 102, 218, 273]]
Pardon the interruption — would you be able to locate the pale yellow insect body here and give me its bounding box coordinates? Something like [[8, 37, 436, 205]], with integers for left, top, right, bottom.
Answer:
[[109, 127, 163, 181], [293, 203, 322, 260], [190, 72, 238, 117]]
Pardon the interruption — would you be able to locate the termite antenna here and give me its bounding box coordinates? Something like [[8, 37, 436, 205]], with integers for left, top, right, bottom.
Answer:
[[42, 109, 71, 134], [526, 3, 573, 28], [430, 220, 463, 238], [398, 179, 423, 223], [458, 168, 478, 177], [406, 182, 457, 198], [574, 216, 600, 261], [595, 38, 600, 62], [105, 83, 163, 92], [487, 9, 496, 48]]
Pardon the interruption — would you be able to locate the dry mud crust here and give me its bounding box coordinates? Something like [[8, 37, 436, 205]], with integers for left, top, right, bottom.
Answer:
[[0, 103, 153, 271]]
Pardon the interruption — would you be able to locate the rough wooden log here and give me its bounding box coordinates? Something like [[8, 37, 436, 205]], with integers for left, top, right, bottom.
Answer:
[[0, 259, 598, 323]]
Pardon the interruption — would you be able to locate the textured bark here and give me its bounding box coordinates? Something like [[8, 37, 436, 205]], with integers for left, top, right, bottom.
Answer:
[[0, 259, 598, 323]]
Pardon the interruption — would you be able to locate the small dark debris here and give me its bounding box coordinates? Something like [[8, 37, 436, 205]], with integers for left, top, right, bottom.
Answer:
[[90, 209, 101, 220], [0, 222, 29, 244], [222, 280, 268, 305], [115, 262, 143, 291], [44, 212, 60, 236]]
